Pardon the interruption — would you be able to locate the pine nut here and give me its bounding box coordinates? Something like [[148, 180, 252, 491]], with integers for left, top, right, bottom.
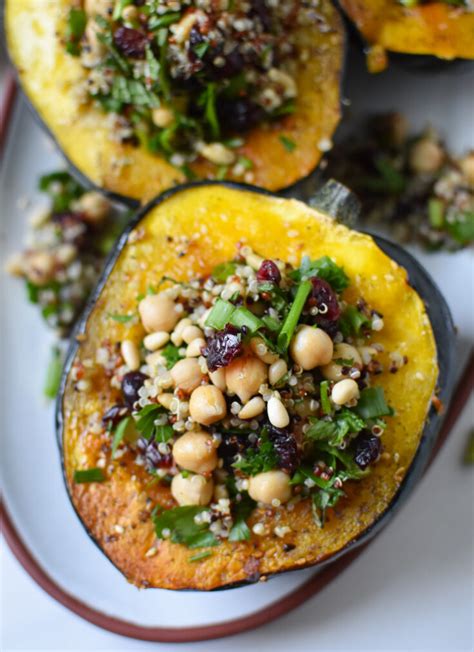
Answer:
[[143, 331, 170, 351], [121, 339, 140, 371], [209, 368, 226, 391], [146, 351, 166, 368], [151, 106, 174, 128], [267, 396, 290, 428], [171, 318, 192, 345], [186, 337, 206, 357], [157, 393, 174, 410], [331, 379, 360, 406], [269, 359, 287, 385], [200, 142, 235, 165], [182, 325, 204, 344], [238, 396, 265, 420]]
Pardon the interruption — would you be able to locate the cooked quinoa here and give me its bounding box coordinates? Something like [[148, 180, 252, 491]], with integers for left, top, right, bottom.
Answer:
[[5, 171, 126, 336], [74, 245, 402, 549], [64, 0, 327, 175], [324, 113, 474, 250]]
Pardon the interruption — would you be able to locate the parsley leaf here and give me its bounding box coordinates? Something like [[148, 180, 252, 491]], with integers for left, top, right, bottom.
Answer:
[[233, 431, 277, 476], [355, 387, 394, 420], [111, 416, 132, 457], [65, 8, 87, 56], [279, 135, 296, 152], [290, 255, 349, 293], [211, 261, 237, 282], [135, 404, 173, 442], [108, 312, 135, 323], [153, 506, 218, 549], [339, 305, 371, 337], [161, 343, 183, 369], [228, 495, 256, 542], [306, 409, 366, 448]]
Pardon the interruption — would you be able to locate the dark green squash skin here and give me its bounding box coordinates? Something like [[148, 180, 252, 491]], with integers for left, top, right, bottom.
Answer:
[[56, 180, 456, 590]]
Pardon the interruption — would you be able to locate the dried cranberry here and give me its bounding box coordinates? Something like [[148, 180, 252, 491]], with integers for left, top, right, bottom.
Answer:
[[249, 0, 273, 31], [203, 325, 243, 372], [306, 277, 341, 336], [113, 26, 148, 58], [218, 431, 249, 471], [102, 404, 129, 428], [52, 212, 89, 247], [217, 98, 264, 134], [121, 371, 148, 408], [137, 438, 172, 471], [353, 433, 382, 469], [268, 424, 299, 474], [257, 260, 281, 284]]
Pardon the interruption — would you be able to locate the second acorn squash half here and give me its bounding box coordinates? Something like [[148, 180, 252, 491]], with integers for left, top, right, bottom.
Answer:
[[5, 0, 344, 206], [339, 0, 474, 66], [57, 181, 454, 590]]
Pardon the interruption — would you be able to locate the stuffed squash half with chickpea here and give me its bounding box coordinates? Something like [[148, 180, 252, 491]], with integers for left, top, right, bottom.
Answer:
[[58, 181, 452, 591], [6, 0, 344, 205]]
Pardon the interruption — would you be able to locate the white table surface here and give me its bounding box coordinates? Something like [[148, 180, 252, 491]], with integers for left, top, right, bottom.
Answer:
[[1, 46, 473, 652]]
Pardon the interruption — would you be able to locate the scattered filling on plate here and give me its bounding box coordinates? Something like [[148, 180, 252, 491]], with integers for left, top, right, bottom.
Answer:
[[72, 246, 401, 550], [5, 171, 127, 338], [65, 0, 323, 176], [324, 113, 474, 250]]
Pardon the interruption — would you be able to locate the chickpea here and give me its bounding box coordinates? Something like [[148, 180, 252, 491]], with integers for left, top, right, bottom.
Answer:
[[152, 107, 174, 129], [76, 191, 110, 223], [138, 293, 181, 333], [321, 343, 362, 381], [248, 470, 292, 505], [209, 368, 226, 391], [171, 473, 214, 506], [331, 379, 360, 406], [170, 358, 204, 393], [225, 355, 267, 403], [409, 138, 444, 174], [189, 385, 227, 425], [289, 325, 333, 370], [24, 250, 55, 285], [172, 431, 218, 474]]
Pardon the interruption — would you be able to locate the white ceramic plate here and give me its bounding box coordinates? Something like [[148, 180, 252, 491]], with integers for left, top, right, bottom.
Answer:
[[1, 47, 473, 638]]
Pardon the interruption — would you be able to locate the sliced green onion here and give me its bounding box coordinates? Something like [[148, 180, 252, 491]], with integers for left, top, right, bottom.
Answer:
[[111, 416, 131, 458], [188, 550, 213, 562], [113, 0, 132, 20], [74, 468, 106, 484], [148, 11, 181, 30], [320, 380, 332, 415], [262, 314, 281, 331], [428, 198, 445, 228], [205, 299, 235, 330], [44, 346, 63, 399], [229, 307, 263, 334], [277, 280, 312, 351]]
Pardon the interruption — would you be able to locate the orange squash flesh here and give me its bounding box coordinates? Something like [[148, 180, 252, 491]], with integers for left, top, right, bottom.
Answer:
[[59, 184, 439, 590], [340, 0, 474, 61], [6, 0, 344, 204]]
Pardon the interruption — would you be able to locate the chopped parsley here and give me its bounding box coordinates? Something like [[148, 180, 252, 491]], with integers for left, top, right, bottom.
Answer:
[[135, 404, 173, 442], [153, 506, 218, 549], [233, 431, 278, 476], [161, 343, 184, 369], [73, 468, 106, 484], [279, 135, 296, 152], [108, 312, 135, 323]]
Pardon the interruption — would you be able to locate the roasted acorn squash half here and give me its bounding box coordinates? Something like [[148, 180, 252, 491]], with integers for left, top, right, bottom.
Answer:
[[57, 181, 454, 590], [5, 0, 344, 206], [339, 0, 474, 71]]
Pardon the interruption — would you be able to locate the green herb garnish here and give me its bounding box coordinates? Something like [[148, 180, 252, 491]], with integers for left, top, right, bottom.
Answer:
[[153, 506, 218, 549], [320, 380, 331, 415], [355, 387, 393, 420], [65, 8, 87, 56], [135, 404, 173, 442], [228, 495, 256, 542], [290, 256, 349, 293], [339, 305, 371, 337], [211, 261, 237, 282], [74, 468, 106, 484], [111, 416, 132, 457], [279, 135, 296, 152], [233, 430, 277, 476], [161, 343, 184, 369], [189, 550, 213, 562], [277, 280, 312, 351], [44, 346, 63, 399], [108, 312, 135, 323]]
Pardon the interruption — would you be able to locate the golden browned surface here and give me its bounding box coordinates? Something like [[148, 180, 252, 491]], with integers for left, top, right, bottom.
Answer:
[[6, 0, 343, 203], [340, 0, 474, 60], [61, 185, 438, 590]]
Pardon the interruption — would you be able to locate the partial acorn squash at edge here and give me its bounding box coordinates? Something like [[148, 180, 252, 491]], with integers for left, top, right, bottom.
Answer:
[[57, 182, 454, 591], [339, 0, 474, 62], [5, 0, 344, 206]]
